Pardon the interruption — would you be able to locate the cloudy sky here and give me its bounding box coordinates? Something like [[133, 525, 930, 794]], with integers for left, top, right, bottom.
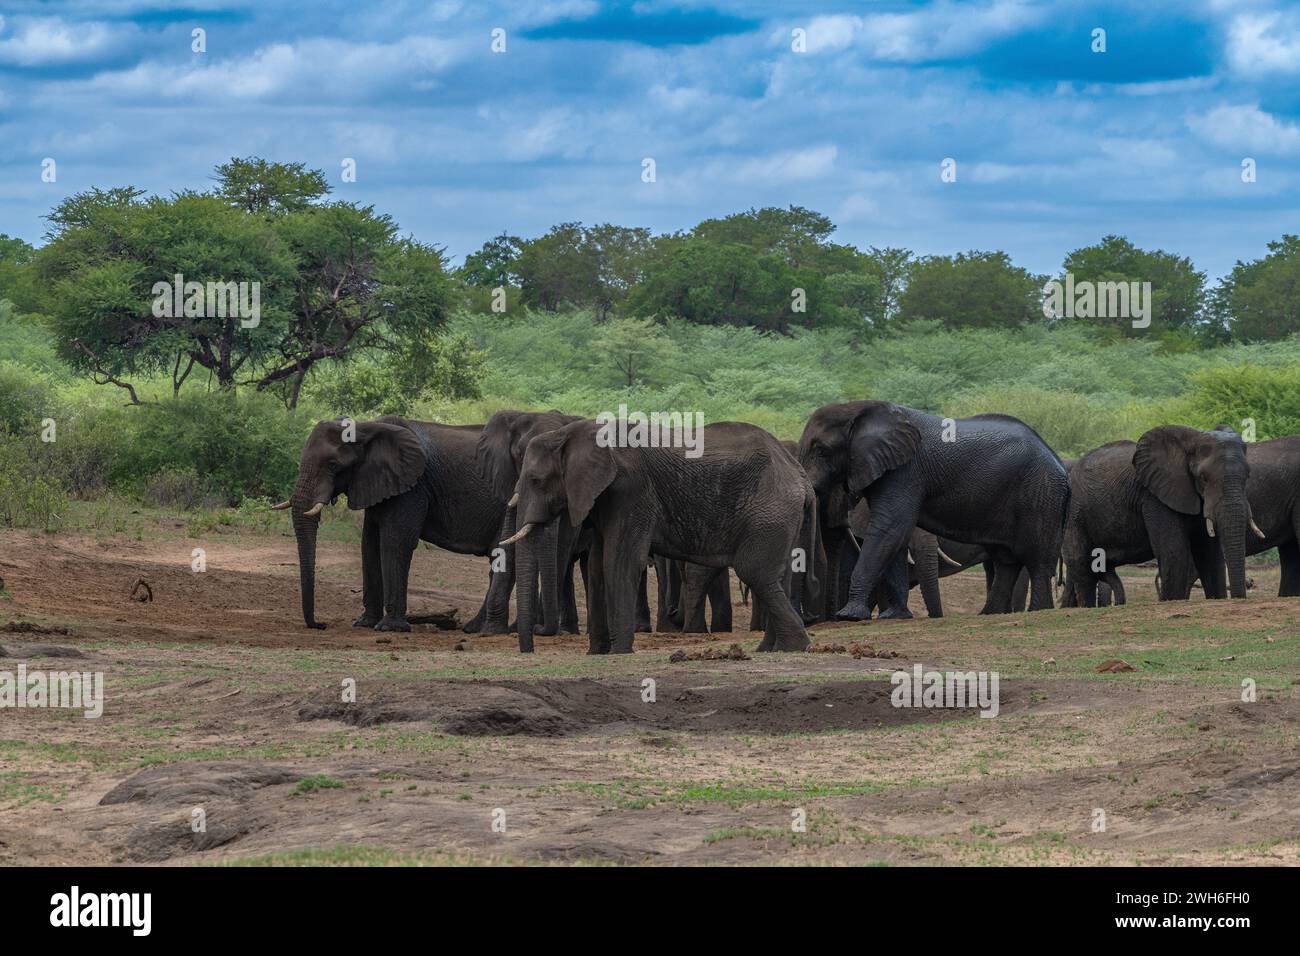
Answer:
[[2, 0, 1298, 278]]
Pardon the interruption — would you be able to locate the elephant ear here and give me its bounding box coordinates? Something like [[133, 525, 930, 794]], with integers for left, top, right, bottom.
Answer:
[[347, 421, 426, 510], [561, 425, 617, 527], [477, 411, 522, 502], [1132, 425, 1202, 515], [847, 403, 921, 495]]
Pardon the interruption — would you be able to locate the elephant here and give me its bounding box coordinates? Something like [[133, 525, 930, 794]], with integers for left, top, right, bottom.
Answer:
[[507, 419, 817, 653], [655, 558, 733, 632], [276, 416, 506, 631], [1243, 434, 1300, 595], [476, 409, 586, 637], [1062, 425, 1259, 605], [799, 403, 1070, 619], [477, 410, 655, 639]]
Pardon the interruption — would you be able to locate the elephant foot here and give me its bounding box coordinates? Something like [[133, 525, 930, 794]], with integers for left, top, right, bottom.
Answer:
[[754, 634, 776, 653], [305, 621, 326, 630], [352, 613, 382, 628], [562, 623, 582, 635], [835, 600, 872, 621], [636, 619, 652, 633], [772, 632, 811, 652], [478, 619, 510, 635], [375, 617, 411, 632], [877, 606, 913, 620], [535, 624, 559, 637], [587, 638, 611, 655]]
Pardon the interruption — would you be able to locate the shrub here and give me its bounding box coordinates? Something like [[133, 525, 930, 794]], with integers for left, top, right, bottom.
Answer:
[[0, 438, 68, 531]]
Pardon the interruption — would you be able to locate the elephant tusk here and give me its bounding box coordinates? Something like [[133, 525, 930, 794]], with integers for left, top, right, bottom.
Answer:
[[500, 523, 535, 546], [907, 550, 916, 566], [508, 493, 519, 508], [1205, 517, 1215, 538], [271, 500, 291, 511], [1250, 517, 1266, 539], [303, 502, 325, 517], [937, 546, 962, 568]]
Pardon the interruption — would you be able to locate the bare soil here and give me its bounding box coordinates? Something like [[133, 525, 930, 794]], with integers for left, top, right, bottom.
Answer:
[[1, 524, 1298, 866]]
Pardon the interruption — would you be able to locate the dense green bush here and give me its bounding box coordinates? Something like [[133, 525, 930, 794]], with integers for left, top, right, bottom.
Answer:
[[1182, 364, 1300, 440]]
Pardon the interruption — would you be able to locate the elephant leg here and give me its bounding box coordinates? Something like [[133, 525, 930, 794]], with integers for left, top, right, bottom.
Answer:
[[462, 577, 491, 633], [636, 567, 653, 633], [653, 557, 679, 632], [751, 574, 810, 652], [561, 558, 581, 634], [1279, 539, 1300, 597], [354, 511, 383, 628], [979, 560, 998, 614], [681, 565, 710, 633], [603, 535, 648, 654], [1010, 568, 1030, 612], [839, 494, 919, 621], [1104, 571, 1126, 605], [586, 534, 610, 654], [709, 568, 733, 632], [1142, 503, 1196, 600], [478, 511, 514, 635], [1190, 532, 1227, 600], [377, 521, 418, 631], [915, 536, 944, 619], [875, 546, 913, 619], [984, 562, 1021, 614]]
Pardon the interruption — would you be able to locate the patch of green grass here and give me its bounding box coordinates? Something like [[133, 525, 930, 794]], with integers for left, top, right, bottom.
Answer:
[[293, 774, 346, 795]]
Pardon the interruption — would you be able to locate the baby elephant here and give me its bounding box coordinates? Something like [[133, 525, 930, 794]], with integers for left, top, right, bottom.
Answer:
[[507, 419, 816, 654]]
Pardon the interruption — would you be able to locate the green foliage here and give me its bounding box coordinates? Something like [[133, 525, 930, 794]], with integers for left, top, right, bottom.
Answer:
[[96, 391, 313, 504], [0, 361, 57, 435], [898, 252, 1044, 329], [213, 156, 331, 214], [0, 439, 68, 531], [314, 331, 486, 417], [1057, 235, 1206, 334], [1181, 365, 1300, 440], [1210, 235, 1300, 343]]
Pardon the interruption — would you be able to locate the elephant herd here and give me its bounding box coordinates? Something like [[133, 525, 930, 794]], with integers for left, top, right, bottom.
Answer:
[[274, 401, 1300, 654]]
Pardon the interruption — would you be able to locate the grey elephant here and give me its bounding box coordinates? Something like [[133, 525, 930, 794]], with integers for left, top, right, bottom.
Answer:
[[1063, 425, 1260, 605], [507, 419, 817, 653], [800, 403, 1070, 618], [277, 416, 506, 631], [1243, 434, 1300, 594], [654, 557, 733, 633]]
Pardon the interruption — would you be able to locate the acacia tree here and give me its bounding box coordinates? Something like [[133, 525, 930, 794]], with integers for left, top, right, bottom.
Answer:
[[35, 160, 451, 406]]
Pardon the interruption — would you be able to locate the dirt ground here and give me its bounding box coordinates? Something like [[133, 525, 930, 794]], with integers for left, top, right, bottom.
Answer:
[[1, 519, 1298, 866]]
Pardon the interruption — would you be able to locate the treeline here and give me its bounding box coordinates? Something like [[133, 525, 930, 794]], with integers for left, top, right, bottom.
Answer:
[[459, 208, 1300, 347], [2, 158, 1298, 420]]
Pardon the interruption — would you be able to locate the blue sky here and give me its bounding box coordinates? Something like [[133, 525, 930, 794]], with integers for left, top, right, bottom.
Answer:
[[2, 0, 1299, 279]]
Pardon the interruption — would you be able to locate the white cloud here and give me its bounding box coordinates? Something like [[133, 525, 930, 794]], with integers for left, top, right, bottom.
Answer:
[[0, 15, 135, 66], [1226, 11, 1300, 76], [1187, 103, 1300, 153], [82, 35, 464, 102], [727, 144, 837, 183], [796, 1, 1048, 62]]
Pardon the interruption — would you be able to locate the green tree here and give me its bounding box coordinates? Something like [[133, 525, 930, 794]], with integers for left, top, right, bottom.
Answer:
[[898, 251, 1043, 329], [35, 160, 452, 406], [1057, 235, 1206, 335], [1210, 235, 1300, 342], [591, 316, 676, 387], [213, 156, 331, 214]]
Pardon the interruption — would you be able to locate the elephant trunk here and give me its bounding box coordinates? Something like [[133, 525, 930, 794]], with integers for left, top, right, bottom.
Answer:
[[1215, 480, 1250, 600], [514, 520, 560, 652], [291, 473, 326, 629], [536, 519, 561, 636]]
